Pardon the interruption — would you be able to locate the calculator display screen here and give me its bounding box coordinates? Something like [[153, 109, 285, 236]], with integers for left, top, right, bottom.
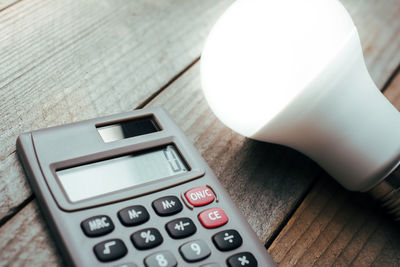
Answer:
[[56, 145, 188, 202]]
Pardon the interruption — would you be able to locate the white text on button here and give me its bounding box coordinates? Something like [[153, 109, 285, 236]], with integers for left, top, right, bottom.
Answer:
[[89, 217, 110, 231], [208, 211, 222, 221], [190, 188, 212, 200]]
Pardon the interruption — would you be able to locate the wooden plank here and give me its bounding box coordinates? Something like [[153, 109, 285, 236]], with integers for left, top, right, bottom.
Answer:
[[268, 176, 400, 266], [0, 0, 233, 221], [1, 0, 399, 265], [268, 73, 400, 265], [0, 201, 61, 267], [344, 0, 400, 87], [384, 68, 400, 110], [0, 0, 19, 11]]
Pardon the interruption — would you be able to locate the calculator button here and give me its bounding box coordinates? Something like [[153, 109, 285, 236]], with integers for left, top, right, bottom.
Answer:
[[118, 205, 150, 226], [227, 252, 258, 267], [144, 251, 177, 267], [198, 208, 228, 228], [93, 239, 127, 262], [152, 196, 183, 216], [212, 229, 243, 251], [185, 186, 215, 207], [179, 239, 211, 262], [131, 228, 163, 250], [165, 217, 196, 239], [81, 215, 114, 237]]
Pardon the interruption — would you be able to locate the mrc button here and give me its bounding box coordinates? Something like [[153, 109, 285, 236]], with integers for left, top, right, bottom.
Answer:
[[185, 186, 215, 207], [81, 215, 114, 237], [198, 208, 228, 228]]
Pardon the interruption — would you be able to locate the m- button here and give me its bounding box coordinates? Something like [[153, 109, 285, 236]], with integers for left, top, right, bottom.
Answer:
[[185, 186, 215, 207], [81, 215, 114, 237], [198, 208, 228, 228], [118, 205, 150, 226]]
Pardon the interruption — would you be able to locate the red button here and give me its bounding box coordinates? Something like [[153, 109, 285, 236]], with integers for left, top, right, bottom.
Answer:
[[198, 208, 228, 228], [185, 186, 215, 207]]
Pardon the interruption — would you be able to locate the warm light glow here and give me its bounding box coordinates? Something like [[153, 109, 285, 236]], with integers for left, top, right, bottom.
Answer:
[[201, 0, 356, 137], [201, 0, 400, 191]]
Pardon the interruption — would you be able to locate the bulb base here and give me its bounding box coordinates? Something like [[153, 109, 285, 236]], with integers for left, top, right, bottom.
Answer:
[[368, 163, 400, 221]]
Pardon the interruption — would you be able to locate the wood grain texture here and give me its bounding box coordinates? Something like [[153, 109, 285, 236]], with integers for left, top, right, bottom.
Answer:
[[0, 0, 19, 11], [1, 0, 400, 265], [268, 175, 400, 267], [0, 0, 233, 221], [1, 0, 398, 224], [384, 68, 400, 110], [0, 201, 61, 267], [268, 75, 400, 266], [344, 0, 400, 87]]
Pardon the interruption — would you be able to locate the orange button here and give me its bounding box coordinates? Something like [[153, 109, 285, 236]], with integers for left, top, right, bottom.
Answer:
[[198, 208, 228, 228], [185, 186, 215, 207]]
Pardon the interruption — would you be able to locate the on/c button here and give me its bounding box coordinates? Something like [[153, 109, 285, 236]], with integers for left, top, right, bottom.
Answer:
[[198, 208, 228, 228], [185, 186, 215, 207]]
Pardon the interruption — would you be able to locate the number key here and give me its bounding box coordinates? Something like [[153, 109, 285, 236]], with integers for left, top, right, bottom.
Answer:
[[144, 251, 177, 267], [179, 239, 211, 262]]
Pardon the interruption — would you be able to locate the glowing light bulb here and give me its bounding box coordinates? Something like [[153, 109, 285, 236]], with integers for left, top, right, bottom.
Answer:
[[201, 0, 400, 203]]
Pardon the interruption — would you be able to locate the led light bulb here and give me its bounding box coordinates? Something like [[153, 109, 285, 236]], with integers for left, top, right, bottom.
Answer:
[[201, 0, 400, 218]]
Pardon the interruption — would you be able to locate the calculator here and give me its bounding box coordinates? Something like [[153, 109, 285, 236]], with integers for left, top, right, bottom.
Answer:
[[16, 107, 275, 267]]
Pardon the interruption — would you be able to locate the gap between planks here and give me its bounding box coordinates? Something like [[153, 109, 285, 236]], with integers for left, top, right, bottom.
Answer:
[[0, 0, 21, 12], [0, 56, 201, 229], [2, 0, 400, 266], [0, 0, 234, 223]]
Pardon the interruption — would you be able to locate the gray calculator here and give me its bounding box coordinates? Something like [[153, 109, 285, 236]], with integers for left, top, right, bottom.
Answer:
[[16, 107, 275, 267]]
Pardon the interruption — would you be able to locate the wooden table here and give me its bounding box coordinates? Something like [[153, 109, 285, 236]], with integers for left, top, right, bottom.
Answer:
[[1, 0, 399, 266]]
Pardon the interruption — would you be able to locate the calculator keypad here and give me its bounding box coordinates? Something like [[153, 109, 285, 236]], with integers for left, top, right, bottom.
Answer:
[[152, 196, 183, 216], [212, 229, 243, 251], [93, 238, 127, 262], [85, 185, 258, 265], [81, 215, 114, 237], [118, 205, 149, 226], [165, 217, 196, 239], [179, 239, 211, 262], [144, 251, 177, 267], [131, 228, 163, 250]]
